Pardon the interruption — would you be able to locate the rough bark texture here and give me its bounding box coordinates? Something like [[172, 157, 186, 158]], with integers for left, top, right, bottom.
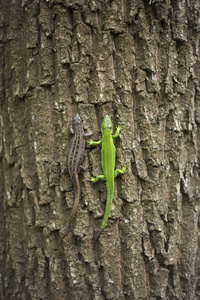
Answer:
[[0, 0, 200, 299]]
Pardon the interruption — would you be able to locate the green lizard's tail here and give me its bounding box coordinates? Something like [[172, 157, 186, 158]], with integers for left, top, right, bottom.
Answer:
[[94, 228, 104, 242], [95, 187, 114, 242]]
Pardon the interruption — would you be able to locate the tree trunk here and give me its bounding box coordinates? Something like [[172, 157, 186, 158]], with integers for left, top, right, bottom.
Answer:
[[0, 0, 200, 299]]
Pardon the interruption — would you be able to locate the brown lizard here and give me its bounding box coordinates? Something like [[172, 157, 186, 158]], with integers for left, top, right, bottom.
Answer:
[[60, 114, 91, 241]]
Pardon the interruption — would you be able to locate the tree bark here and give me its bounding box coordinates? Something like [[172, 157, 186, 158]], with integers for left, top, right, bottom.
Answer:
[[0, 0, 200, 299]]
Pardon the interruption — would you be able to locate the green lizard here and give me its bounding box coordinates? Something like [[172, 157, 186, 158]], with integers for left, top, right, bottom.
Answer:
[[87, 115, 128, 241]]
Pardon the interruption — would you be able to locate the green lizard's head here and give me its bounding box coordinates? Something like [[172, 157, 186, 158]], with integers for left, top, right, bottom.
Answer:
[[101, 115, 113, 134]]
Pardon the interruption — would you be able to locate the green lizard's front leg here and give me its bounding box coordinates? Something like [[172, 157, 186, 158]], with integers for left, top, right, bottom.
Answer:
[[87, 139, 102, 146], [112, 125, 123, 138]]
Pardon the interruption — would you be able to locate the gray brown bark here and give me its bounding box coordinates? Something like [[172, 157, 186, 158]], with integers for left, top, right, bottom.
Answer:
[[0, 0, 200, 299]]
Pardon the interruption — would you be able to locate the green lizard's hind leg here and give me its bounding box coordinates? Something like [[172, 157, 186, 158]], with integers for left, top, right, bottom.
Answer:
[[87, 139, 102, 146], [90, 174, 105, 183], [114, 165, 128, 178]]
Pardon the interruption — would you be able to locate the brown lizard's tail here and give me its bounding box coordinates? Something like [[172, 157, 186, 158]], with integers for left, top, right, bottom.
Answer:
[[59, 174, 80, 243]]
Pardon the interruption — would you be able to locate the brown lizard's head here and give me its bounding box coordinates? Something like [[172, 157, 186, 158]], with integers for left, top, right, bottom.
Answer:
[[74, 114, 81, 125]]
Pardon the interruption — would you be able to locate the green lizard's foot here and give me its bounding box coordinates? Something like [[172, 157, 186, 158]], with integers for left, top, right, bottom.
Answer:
[[117, 124, 123, 130], [90, 177, 97, 183], [122, 164, 129, 172], [83, 176, 95, 182], [84, 175, 105, 183], [87, 139, 94, 145]]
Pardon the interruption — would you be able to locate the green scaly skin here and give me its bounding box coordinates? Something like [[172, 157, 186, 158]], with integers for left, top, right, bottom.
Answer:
[[87, 115, 128, 241]]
